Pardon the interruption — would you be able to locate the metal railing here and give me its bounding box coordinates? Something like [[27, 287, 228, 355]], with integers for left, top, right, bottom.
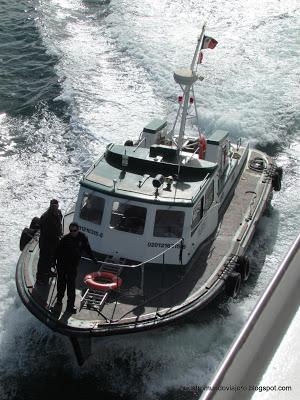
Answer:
[[80, 237, 185, 323], [83, 237, 184, 269], [133, 136, 146, 152]]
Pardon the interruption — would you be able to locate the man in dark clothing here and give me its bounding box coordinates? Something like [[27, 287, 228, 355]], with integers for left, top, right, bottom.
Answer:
[[55, 222, 98, 314], [36, 199, 63, 284]]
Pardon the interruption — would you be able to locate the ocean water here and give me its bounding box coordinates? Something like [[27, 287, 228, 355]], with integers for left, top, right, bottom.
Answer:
[[0, 0, 299, 399]]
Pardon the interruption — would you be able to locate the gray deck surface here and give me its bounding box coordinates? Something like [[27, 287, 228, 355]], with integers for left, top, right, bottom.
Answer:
[[19, 148, 272, 330]]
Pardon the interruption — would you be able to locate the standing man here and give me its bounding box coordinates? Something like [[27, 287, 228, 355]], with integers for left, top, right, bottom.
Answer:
[[55, 222, 98, 314], [36, 199, 63, 285]]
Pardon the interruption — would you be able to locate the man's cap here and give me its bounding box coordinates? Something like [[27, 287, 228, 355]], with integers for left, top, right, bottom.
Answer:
[[50, 199, 59, 205]]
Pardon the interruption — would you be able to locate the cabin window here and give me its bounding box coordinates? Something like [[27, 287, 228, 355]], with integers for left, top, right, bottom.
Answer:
[[110, 202, 146, 235], [191, 197, 204, 235], [79, 193, 105, 225], [153, 210, 185, 238], [204, 181, 214, 211]]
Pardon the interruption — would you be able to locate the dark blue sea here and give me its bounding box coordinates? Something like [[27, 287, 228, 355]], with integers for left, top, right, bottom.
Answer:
[[0, 0, 299, 399]]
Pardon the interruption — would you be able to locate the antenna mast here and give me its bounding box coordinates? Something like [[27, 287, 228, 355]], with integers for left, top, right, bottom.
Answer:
[[173, 24, 206, 151]]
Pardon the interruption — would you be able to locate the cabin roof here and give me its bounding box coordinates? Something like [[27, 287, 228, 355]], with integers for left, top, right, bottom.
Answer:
[[143, 119, 167, 134], [206, 129, 228, 145], [80, 144, 217, 206]]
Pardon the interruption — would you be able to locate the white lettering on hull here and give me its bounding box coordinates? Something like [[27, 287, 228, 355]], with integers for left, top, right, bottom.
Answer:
[[79, 225, 103, 238]]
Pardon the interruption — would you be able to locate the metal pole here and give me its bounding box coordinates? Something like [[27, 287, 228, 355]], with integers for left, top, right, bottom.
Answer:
[[177, 84, 192, 150], [141, 263, 145, 297], [190, 24, 206, 71], [192, 86, 202, 136]]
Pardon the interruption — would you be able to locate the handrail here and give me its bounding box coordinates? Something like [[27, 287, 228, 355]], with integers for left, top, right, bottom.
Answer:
[[192, 173, 210, 201], [236, 137, 242, 151], [112, 236, 200, 322], [133, 136, 146, 152], [186, 145, 200, 163], [116, 272, 186, 321], [63, 197, 77, 218], [82, 237, 184, 269]]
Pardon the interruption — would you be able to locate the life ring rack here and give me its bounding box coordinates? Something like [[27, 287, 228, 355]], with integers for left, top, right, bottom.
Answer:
[[84, 271, 122, 292]]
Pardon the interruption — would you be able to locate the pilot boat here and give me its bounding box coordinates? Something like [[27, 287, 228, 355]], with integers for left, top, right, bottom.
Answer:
[[16, 26, 282, 363]]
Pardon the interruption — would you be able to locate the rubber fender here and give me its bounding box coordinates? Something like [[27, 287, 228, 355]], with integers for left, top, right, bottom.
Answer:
[[276, 166, 283, 180], [19, 228, 36, 251], [236, 256, 250, 282], [29, 216, 40, 230], [272, 167, 282, 191], [124, 140, 134, 146], [225, 272, 241, 298]]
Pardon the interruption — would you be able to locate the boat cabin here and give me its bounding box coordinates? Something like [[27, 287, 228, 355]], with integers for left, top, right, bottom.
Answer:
[[71, 122, 222, 266]]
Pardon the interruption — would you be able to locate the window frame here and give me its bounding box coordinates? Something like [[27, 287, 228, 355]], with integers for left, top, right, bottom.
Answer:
[[110, 201, 147, 235], [153, 209, 185, 238], [79, 192, 105, 225], [204, 181, 214, 212]]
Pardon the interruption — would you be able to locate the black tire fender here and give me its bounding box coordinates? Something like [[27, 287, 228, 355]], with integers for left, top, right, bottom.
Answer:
[[276, 166, 283, 180], [19, 228, 35, 251], [272, 167, 283, 192], [236, 255, 250, 282], [29, 216, 40, 230], [124, 140, 134, 146], [225, 272, 241, 298], [19, 216, 40, 251]]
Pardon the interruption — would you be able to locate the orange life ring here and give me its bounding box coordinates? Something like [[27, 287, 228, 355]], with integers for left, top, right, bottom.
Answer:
[[198, 134, 207, 159], [84, 271, 122, 291]]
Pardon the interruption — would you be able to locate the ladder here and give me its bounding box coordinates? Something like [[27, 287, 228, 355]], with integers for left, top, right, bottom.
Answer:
[[80, 288, 109, 312], [80, 256, 125, 312]]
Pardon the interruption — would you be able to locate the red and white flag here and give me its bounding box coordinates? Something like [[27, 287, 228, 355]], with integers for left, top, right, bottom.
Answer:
[[201, 35, 218, 50]]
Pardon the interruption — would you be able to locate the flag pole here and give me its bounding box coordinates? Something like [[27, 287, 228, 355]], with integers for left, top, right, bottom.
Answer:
[[190, 23, 206, 70]]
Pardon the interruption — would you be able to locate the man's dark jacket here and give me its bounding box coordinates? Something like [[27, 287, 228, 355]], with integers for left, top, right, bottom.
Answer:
[[56, 232, 96, 272], [39, 208, 62, 248]]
